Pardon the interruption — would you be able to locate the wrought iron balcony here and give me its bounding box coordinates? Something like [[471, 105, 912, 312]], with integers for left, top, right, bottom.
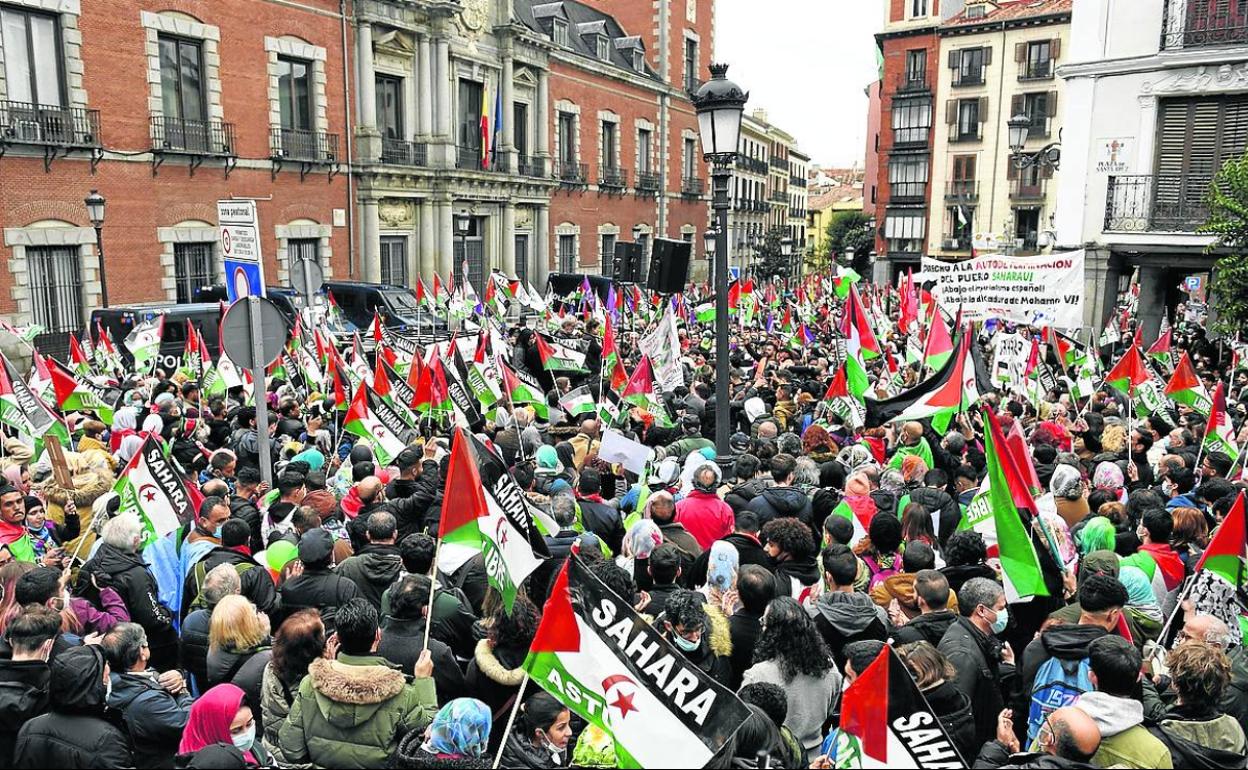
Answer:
[[682, 176, 704, 196], [897, 74, 929, 94], [636, 171, 660, 194], [456, 144, 487, 170], [1104, 174, 1212, 233], [555, 160, 588, 185], [945, 180, 979, 201], [950, 126, 982, 143], [270, 128, 339, 163], [1, 101, 100, 148], [952, 70, 985, 88], [1019, 59, 1055, 81], [1010, 177, 1047, 201], [150, 116, 234, 155], [600, 164, 627, 189], [770, 156, 787, 170], [518, 155, 546, 177], [380, 138, 428, 166], [1162, 0, 1248, 50]]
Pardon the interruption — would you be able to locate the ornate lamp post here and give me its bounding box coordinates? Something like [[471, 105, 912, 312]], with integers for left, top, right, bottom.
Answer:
[[85, 190, 108, 308]]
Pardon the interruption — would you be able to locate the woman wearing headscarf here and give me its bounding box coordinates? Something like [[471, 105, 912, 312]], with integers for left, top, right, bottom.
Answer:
[[390, 698, 492, 769], [617, 519, 662, 581], [177, 683, 271, 767], [109, 406, 138, 453], [1118, 564, 1164, 642], [1049, 464, 1089, 529], [801, 424, 839, 465], [1, 465, 28, 495], [1093, 461, 1128, 505], [699, 540, 741, 616]]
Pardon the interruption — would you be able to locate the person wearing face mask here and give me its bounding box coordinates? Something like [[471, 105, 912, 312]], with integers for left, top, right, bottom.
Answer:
[[177, 683, 272, 767], [22, 494, 78, 563], [0, 605, 60, 766], [500, 692, 574, 768], [12, 644, 134, 768], [1017, 574, 1129, 746], [100, 621, 193, 768], [187, 495, 232, 548], [938, 577, 1019, 751], [656, 589, 734, 687]]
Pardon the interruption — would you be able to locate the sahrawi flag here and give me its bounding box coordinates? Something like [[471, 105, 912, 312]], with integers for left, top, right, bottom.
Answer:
[[524, 554, 751, 768], [828, 645, 965, 769], [115, 434, 197, 545], [124, 315, 164, 375], [536, 334, 589, 373], [1203, 382, 1240, 464], [1165, 351, 1212, 416], [864, 330, 976, 428], [49, 358, 116, 425], [1184, 491, 1248, 644], [559, 385, 597, 418], [436, 428, 549, 610], [344, 382, 415, 467], [0, 353, 66, 448]]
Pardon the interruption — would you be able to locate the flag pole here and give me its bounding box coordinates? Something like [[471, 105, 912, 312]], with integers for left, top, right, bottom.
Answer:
[[422, 539, 442, 651], [491, 674, 531, 769]]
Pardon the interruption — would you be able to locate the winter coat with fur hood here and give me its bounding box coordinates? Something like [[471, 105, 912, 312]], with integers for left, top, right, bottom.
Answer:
[[277, 653, 437, 770]]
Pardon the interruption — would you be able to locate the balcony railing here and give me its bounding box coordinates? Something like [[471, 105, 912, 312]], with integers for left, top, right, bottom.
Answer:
[[1025, 117, 1051, 141], [897, 74, 929, 93], [950, 126, 982, 143], [600, 165, 627, 189], [736, 156, 769, 175], [380, 137, 428, 166], [891, 181, 928, 203], [682, 176, 704, 196], [790, 175, 807, 187], [150, 116, 235, 155], [770, 156, 787, 170], [941, 235, 972, 251], [1010, 177, 1047, 201], [556, 160, 588, 185], [0, 101, 100, 148], [1162, 0, 1248, 49], [457, 144, 487, 170], [952, 70, 985, 87], [1020, 60, 1055, 81], [769, 191, 788, 204], [518, 155, 546, 177], [945, 180, 979, 201], [636, 171, 660, 194], [270, 128, 339, 163], [1105, 173, 1212, 233]]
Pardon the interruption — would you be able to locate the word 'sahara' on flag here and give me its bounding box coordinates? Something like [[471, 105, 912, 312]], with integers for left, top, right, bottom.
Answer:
[[828, 645, 965, 769], [114, 434, 198, 545], [436, 429, 549, 610], [524, 554, 752, 768], [344, 382, 413, 467]]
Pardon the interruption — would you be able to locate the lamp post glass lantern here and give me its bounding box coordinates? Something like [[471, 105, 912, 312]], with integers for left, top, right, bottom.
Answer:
[[693, 62, 748, 463], [1008, 114, 1030, 154], [1007, 113, 1060, 171], [85, 189, 108, 308]]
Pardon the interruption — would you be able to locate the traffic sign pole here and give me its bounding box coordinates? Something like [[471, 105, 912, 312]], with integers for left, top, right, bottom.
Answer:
[[247, 295, 273, 488]]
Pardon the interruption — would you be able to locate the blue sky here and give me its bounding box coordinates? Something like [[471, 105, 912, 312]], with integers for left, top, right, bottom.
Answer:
[[716, 0, 883, 168]]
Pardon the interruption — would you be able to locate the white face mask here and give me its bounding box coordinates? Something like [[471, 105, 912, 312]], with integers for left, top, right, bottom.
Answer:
[[231, 724, 256, 752]]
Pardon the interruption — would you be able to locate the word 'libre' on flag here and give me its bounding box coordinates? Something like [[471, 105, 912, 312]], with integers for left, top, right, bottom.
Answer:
[[524, 554, 752, 769], [436, 428, 549, 610]]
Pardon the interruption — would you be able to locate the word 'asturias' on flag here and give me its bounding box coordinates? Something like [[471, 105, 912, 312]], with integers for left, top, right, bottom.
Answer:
[[524, 554, 752, 769]]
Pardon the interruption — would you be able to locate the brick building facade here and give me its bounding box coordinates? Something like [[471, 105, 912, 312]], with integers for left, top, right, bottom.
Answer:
[[0, 0, 351, 357]]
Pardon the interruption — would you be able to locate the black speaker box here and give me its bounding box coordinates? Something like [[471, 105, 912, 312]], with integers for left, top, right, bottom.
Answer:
[[646, 238, 691, 294]]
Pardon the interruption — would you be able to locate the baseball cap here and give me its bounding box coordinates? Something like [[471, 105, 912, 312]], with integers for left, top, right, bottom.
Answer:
[[297, 528, 335, 564]]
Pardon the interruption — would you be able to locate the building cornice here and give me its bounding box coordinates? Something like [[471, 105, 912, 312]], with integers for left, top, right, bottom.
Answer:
[[1058, 44, 1248, 81], [939, 12, 1071, 38]]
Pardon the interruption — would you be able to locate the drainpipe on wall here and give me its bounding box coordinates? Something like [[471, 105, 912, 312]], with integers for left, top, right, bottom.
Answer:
[[341, 0, 357, 279]]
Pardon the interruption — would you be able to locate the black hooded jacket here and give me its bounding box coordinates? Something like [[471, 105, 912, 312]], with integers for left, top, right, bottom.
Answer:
[[0, 659, 49, 767], [12, 646, 134, 769], [746, 486, 813, 527], [78, 542, 178, 670], [810, 591, 889, 669], [892, 610, 959, 648]]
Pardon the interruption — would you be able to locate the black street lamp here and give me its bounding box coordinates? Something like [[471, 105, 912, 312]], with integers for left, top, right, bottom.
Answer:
[[693, 63, 747, 463], [455, 212, 471, 280], [703, 226, 719, 281], [85, 189, 108, 308], [1008, 113, 1061, 171], [780, 237, 794, 287]]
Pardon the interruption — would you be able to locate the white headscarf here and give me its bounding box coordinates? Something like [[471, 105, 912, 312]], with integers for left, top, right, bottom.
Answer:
[[112, 406, 137, 432]]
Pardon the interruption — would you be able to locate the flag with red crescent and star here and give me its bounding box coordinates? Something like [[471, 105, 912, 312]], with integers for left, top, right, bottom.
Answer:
[[523, 554, 750, 768]]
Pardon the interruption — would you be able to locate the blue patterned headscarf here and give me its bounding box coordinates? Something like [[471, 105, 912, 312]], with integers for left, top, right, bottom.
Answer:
[[422, 698, 492, 758]]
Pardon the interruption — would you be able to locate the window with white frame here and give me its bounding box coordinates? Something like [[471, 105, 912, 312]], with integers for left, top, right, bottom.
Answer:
[[553, 19, 568, 46], [885, 212, 925, 253], [893, 97, 931, 145], [380, 236, 406, 286], [596, 35, 609, 61]]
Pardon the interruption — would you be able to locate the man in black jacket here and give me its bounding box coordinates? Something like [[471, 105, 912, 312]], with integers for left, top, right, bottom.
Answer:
[[575, 468, 625, 556], [974, 706, 1100, 769], [377, 575, 466, 704], [747, 454, 814, 527], [892, 570, 959, 647], [179, 563, 241, 694], [908, 469, 961, 548], [938, 576, 1017, 751], [0, 606, 57, 767], [383, 447, 440, 539], [276, 528, 362, 632], [336, 511, 403, 610], [229, 466, 265, 553], [728, 565, 774, 689], [811, 544, 889, 670], [101, 621, 193, 769], [181, 519, 276, 619]]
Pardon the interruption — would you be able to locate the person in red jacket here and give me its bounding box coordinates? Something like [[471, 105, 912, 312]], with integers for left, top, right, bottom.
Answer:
[[676, 463, 736, 550]]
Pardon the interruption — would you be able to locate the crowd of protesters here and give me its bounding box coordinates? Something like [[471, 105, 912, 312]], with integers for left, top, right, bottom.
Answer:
[[0, 282, 1245, 770]]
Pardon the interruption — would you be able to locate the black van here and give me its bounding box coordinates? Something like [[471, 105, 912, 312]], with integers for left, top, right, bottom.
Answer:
[[546, 272, 613, 303], [322, 280, 444, 333], [90, 303, 222, 374]]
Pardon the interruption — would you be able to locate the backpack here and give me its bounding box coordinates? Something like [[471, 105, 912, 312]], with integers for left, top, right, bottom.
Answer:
[[188, 558, 256, 613], [863, 552, 902, 589], [1027, 655, 1094, 744]]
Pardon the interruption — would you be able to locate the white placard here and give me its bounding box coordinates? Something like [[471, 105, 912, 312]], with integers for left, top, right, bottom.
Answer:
[[599, 429, 654, 476]]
